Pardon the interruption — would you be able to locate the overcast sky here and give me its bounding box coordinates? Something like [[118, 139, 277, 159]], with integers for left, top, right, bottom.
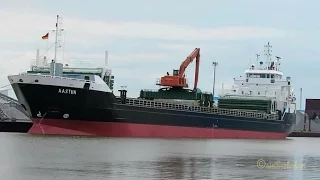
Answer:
[[0, 0, 318, 110]]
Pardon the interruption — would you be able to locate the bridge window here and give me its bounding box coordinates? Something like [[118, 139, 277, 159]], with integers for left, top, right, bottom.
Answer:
[[253, 74, 260, 78], [248, 73, 260, 78], [65, 74, 81, 79], [84, 76, 90, 80], [247, 73, 268, 78]]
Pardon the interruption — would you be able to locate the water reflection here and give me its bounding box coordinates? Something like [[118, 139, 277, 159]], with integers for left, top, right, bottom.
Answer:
[[78, 155, 317, 180], [152, 156, 213, 180], [0, 134, 320, 180]]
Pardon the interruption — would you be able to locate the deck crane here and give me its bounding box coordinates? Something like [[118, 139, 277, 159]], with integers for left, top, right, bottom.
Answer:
[[157, 48, 200, 90]]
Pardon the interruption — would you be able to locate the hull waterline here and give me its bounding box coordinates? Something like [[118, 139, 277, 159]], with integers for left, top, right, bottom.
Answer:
[[29, 118, 289, 139]]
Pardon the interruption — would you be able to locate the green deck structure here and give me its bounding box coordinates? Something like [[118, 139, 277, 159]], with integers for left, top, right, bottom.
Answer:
[[218, 97, 273, 113], [139, 88, 214, 107]]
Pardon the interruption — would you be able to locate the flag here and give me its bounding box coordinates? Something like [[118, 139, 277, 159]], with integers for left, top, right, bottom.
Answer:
[[42, 32, 49, 40]]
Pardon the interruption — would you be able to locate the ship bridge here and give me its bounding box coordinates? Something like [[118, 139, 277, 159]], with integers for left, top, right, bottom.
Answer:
[[28, 65, 115, 91], [221, 42, 296, 114]]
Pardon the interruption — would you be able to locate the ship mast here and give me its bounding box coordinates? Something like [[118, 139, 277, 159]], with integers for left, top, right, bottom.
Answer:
[[52, 15, 63, 76], [264, 42, 272, 68], [54, 15, 59, 64]]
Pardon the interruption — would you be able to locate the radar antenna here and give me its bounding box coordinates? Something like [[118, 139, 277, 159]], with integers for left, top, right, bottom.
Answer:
[[255, 54, 260, 62], [275, 56, 281, 60], [275, 56, 281, 71]]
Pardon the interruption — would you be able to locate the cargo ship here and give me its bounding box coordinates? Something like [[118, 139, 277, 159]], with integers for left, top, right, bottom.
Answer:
[[7, 15, 297, 139]]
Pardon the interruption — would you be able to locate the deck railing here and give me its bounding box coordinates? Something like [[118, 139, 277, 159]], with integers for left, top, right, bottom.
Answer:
[[19, 73, 96, 84]]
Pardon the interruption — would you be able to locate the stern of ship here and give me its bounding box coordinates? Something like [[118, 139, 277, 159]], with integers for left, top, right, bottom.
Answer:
[[283, 112, 297, 136]]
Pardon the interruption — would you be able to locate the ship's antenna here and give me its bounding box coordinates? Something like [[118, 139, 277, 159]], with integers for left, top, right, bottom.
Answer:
[[62, 29, 66, 62], [255, 54, 260, 65]]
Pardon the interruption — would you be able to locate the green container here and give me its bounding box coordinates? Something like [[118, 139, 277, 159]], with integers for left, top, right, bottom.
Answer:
[[218, 97, 272, 113], [139, 88, 213, 104], [140, 90, 201, 100], [218, 98, 270, 104]]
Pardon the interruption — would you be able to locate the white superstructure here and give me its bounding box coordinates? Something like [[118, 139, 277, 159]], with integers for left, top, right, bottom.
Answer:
[[222, 42, 296, 113]]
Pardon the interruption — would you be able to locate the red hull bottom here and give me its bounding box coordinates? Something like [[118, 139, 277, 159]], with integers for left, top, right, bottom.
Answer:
[[28, 118, 288, 139]]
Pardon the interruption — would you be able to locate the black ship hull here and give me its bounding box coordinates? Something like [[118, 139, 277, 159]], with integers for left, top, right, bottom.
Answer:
[[8, 74, 296, 139]]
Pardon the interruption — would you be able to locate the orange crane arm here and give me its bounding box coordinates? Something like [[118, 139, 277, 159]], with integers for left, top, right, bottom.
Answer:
[[178, 48, 200, 89]]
